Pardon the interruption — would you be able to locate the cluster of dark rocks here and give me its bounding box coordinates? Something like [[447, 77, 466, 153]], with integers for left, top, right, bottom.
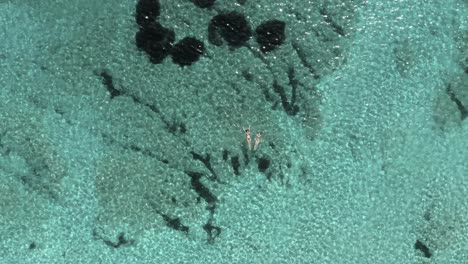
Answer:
[[135, 0, 287, 66]]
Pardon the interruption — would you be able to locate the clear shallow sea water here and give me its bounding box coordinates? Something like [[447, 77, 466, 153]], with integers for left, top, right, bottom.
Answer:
[[0, 0, 467, 263]]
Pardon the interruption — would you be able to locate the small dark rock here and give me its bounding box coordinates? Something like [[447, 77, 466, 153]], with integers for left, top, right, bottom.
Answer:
[[414, 239, 432, 258], [257, 157, 270, 172], [135, 22, 175, 64], [231, 156, 240, 176], [171, 37, 205, 66], [208, 12, 252, 47], [135, 0, 160, 28], [222, 149, 229, 161], [255, 19, 286, 52], [191, 0, 216, 8], [29, 242, 36, 250]]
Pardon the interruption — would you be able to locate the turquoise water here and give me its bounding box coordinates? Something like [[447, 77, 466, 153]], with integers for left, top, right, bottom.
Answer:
[[0, 0, 467, 263]]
